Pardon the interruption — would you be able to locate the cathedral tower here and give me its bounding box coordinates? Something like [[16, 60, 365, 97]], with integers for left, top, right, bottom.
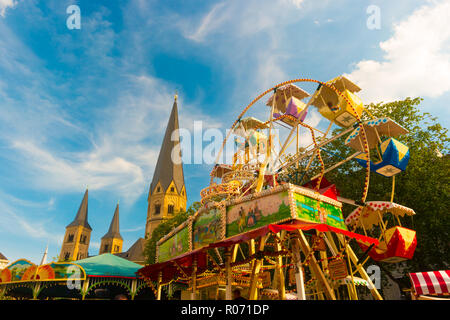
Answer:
[[99, 203, 123, 254], [145, 95, 187, 239], [59, 189, 92, 261]]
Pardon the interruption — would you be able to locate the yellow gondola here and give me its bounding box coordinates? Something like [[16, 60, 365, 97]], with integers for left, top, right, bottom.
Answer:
[[310, 76, 364, 127]]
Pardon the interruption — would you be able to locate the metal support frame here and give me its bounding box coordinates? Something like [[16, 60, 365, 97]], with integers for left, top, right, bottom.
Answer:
[[294, 230, 336, 300], [248, 235, 268, 300]]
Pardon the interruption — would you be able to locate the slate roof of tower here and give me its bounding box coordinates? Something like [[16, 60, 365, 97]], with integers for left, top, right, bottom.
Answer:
[[149, 98, 185, 194], [66, 189, 92, 230], [102, 203, 122, 240]]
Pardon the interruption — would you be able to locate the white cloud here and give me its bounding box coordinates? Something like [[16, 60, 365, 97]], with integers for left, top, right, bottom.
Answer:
[[122, 225, 145, 232], [0, 196, 63, 245], [182, 0, 307, 43], [288, 0, 305, 9], [0, 190, 55, 209], [346, 0, 450, 103], [6, 73, 191, 203], [0, 6, 219, 204], [0, 0, 16, 17], [185, 2, 227, 43]]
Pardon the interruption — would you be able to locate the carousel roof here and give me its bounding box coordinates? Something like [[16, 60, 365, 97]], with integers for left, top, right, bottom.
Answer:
[[76, 253, 142, 278], [0, 252, 7, 260]]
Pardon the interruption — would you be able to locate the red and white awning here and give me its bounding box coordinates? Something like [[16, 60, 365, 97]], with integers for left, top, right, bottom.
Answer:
[[409, 270, 450, 296]]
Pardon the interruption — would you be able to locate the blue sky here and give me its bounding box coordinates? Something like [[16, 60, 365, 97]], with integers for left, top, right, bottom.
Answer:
[[0, 0, 449, 263]]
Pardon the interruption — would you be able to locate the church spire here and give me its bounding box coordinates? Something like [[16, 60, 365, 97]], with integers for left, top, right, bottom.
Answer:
[[102, 203, 122, 240], [59, 189, 92, 261], [145, 95, 187, 239], [149, 95, 185, 195], [66, 189, 91, 230], [99, 203, 124, 255]]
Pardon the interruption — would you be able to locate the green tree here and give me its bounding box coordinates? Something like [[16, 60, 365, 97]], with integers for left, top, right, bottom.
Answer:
[[284, 97, 449, 275], [144, 202, 202, 265]]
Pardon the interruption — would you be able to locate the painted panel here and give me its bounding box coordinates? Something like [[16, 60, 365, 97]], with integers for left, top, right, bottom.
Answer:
[[158, 227, 190, 263], [0, 261, 86, 284], [226, 191, 291, 237], [0, 259, 33, 283], [193, 208, 222, 250], [22, 263, 85, 281], [294, 193, 347, 230]]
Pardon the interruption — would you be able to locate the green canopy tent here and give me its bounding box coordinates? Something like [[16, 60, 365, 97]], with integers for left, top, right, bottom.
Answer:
[[77, 253, 142, 278]]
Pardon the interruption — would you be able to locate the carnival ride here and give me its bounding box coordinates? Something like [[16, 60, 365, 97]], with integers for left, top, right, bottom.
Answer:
[[138, 76, 417, 300], [0, 254, 149, 300]]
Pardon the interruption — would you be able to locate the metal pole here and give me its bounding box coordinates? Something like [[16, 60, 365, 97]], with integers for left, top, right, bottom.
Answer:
[[225, 248, 232, 300], [157, 271, 162, 300], [290, 235, 306, 300], [191, 257, 198, 300]]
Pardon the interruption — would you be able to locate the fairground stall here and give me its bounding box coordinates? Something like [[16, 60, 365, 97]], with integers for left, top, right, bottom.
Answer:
[[138, 76, 418, 300]]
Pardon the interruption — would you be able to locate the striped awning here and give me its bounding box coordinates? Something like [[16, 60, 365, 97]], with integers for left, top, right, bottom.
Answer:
[[409, 270, 450, 296]]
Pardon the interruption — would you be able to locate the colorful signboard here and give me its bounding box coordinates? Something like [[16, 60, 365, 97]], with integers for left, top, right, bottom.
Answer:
[[193, 208, 222, 250], [226, 191, 291, 237], [158, 227, 190, 263]]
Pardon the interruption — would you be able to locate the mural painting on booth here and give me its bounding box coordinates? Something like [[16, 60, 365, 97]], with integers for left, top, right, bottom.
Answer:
[[226, 191, 291, 237], [294, 193, 347, 230], [193, 208, 222, 250], [158, 227, 189, 263]]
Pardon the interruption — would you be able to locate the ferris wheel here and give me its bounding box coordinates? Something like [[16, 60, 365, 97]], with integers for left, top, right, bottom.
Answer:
[[141, 75, 417, 302], [205, 76, 376, 206], [201, 75, 415, 266]]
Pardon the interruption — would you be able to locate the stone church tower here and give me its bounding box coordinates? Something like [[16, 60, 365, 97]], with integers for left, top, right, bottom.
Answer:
[[59, 189, 92, 261], [145, 95, 187, 239], [99, 203, 123, 254]]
